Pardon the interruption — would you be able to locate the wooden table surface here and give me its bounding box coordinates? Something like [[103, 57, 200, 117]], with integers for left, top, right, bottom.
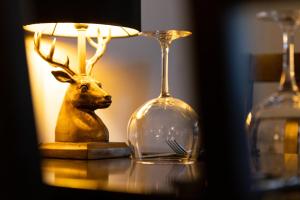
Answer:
[[41, 158, 204, 195]]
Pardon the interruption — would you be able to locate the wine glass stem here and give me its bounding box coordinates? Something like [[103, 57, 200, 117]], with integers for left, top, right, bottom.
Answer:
[[279, 29, 298, 92], [160, 41, 171, 97]]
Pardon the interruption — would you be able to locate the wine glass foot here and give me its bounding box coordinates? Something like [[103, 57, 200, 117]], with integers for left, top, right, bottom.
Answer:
[[134, 158, 195, 165]]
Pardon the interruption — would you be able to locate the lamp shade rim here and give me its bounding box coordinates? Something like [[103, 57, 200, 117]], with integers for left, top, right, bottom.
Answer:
[[23, 22, 140, 38]]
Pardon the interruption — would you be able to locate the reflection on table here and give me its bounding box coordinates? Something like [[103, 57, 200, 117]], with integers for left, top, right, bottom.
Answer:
[[42, 158, 202, 194]]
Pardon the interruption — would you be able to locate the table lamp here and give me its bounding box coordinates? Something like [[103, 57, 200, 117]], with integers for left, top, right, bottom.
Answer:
[[22, 0, 141, 159]]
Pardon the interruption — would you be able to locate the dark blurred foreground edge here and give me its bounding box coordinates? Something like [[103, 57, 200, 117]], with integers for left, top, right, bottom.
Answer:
[[191, 0, 253, 199], [0, 0, 42, 199]]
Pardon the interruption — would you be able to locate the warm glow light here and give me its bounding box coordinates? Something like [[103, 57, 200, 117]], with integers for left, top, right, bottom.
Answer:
[[246, 112, 252, 127], [24, 23, 139, 38], [25, 35, 72, 142], [284, 153, 298, 176], [46, 177, 103, 190], [284, 120, 299, 153]]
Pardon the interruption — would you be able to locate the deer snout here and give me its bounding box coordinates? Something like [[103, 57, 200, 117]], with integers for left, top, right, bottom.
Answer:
[[104, 95, 112, 101], [98, 95, 111, 108]]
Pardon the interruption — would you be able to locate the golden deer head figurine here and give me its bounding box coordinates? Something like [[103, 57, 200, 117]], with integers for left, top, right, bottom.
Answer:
[[33, 26, 112, 142]]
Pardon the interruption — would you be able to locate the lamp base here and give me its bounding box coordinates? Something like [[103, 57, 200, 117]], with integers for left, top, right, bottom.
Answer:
[[40, 142, 131, 159]]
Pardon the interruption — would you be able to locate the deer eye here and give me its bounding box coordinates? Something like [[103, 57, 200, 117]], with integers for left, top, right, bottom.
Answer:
[[98, 83, 103, 88], [80, 85, 88, 93]]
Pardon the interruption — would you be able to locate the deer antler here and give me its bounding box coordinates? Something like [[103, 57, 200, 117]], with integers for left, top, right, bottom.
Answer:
[[34, 32, 76, 76], [86, 27, 112, 75]]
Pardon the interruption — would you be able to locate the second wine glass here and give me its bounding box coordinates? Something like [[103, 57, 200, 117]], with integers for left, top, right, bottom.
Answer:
[[248, 10, 300, 188]]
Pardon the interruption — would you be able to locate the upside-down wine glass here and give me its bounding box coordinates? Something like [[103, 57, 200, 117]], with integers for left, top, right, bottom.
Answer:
[[127, 30, 201, 164], [247, 10, 300, 189]]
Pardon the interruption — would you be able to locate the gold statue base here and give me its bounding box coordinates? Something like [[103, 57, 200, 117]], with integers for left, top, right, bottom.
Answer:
[[40, 142, 131, 160]]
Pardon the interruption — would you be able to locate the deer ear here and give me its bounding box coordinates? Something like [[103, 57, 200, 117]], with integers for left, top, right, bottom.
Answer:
[[51, 71, 75, 83]]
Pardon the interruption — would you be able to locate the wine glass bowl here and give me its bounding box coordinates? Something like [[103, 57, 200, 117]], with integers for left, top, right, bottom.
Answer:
[[128, 96, 199, 164], [127, 30, 200, 164]]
